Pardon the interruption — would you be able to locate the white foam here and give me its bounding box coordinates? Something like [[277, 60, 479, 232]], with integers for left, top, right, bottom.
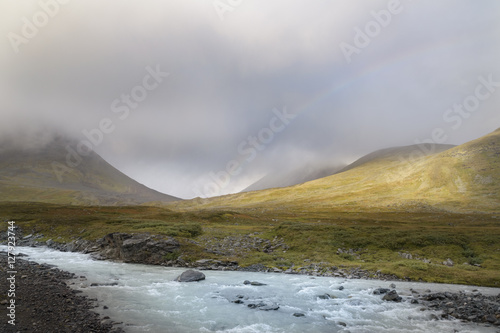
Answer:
[[3, 245, 498, 333]]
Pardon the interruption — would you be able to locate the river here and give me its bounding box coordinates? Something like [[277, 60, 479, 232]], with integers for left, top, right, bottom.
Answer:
[[2, 245, 499, 333]]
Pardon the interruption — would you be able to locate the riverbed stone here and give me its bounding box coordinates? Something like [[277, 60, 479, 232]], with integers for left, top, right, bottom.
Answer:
[[247, 302, 279, 311], [0, 253, 116, 332], [382, 290, 402, 302], [243, 280, 267, 286], [419, 291, 500, 326], [175, 269, 206, 282], [373, 288, 390, 295]]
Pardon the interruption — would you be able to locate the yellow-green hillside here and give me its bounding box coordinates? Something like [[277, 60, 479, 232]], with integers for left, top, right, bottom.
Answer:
[[169, 129, 500, 213]]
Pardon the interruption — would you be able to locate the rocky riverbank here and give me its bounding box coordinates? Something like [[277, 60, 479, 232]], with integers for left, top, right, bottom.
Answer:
[[0, 252, 123, 333], [371, 285, 500, 328], [12, 231, 404, 281], [420, 290, 500, 326]]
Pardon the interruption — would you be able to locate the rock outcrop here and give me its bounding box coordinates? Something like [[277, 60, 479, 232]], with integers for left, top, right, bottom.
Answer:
[[95, 233, 179, 264]]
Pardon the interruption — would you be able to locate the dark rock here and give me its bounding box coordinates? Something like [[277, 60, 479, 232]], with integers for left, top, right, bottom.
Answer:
[[90, 282, 119, 287], [97, 233, 180, 265], [175, 270, 206, 282], [485, 315, 497, 323], [373, 288, 390, 295], [247, 302, 265, 309], [382, 290, 402, 302], [243, 280, 267, 286], [259, 303, 280, 311], [339, 286, 345, 291], [247, 302, 279, 311], [418, 291, 500, 327]]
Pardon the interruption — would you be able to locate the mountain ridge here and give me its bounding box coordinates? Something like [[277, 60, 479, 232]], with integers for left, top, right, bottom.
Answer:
[[0, 134, 180, 205], [169, 129, 500, 213]]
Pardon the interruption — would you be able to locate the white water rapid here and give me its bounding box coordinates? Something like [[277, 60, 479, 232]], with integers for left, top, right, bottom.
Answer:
[[3, 246, 499, 333]]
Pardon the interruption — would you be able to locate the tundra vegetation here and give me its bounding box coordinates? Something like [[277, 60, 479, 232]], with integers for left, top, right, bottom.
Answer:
[[2, 202, 499, 287]]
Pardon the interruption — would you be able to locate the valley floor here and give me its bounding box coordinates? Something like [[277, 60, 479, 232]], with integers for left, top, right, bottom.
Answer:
[[1, 202, 499, 287]]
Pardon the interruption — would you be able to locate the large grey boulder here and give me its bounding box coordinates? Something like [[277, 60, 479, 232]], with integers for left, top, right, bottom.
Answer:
[[175, 270, 206, 282]]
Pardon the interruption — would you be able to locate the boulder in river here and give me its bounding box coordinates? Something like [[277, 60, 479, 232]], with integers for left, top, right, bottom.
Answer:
[[382, 290, 402, 302], [175, 270, 206, 282], [243, 280, 267, 286], [247, 302, 279, 311], [373, 288, 390, 295]]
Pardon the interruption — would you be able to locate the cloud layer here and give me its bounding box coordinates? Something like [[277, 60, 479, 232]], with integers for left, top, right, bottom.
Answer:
[[1, 0, 499, 198]]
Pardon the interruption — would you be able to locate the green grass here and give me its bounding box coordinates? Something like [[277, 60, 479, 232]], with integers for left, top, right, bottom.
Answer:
[[1, 202, 499, 287]]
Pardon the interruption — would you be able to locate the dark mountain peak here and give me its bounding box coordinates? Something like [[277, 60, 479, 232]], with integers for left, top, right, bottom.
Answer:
[[0, 131, 180, 205]]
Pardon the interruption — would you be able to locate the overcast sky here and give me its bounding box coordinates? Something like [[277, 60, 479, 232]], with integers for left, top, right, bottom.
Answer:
[[1, 0, 500, 199]]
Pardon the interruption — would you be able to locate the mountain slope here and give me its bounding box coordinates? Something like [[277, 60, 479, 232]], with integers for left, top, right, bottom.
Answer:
[[170, 129, 499, 213], [242, 162, 346, 192], [337, 144, 455, 173], [0, 135, 180, 205]]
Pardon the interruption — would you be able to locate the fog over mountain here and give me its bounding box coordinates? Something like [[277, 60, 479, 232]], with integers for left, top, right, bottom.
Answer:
[[1, 0, 500, 198]]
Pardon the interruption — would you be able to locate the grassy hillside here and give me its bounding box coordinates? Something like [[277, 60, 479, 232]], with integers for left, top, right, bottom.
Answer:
[[169, 129, 500, 214], [0, 135, 179, 205]]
